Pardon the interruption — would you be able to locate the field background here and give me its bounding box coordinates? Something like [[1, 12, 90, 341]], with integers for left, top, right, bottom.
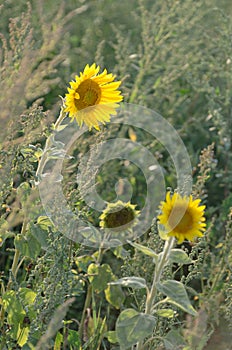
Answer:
[[0, 0, 232, 349]]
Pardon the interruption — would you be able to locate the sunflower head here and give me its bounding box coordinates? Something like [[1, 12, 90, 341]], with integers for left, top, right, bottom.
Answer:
[[99, 200, 139, 233], [157, 192, 206, 244], [64, 63, 123, 130]]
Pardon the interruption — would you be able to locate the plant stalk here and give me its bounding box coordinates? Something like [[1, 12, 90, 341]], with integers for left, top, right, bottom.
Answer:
[[136, 237, 175, 350], [36, 106, 66, 179]]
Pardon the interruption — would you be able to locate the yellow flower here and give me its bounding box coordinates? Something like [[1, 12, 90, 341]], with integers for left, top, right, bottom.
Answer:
[[157, 192, 206, 244], [64, 63, 123, 130], [99, 200, 139, 232]]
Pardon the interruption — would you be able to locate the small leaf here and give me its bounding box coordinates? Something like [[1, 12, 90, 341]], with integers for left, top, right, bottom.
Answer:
[[109, 277, 147, 290], [17, 325, 30, 347], [111, 245, 129, 259], [105, 284, 125, 309], [105, 330, 118, 344], [128, 241, 158, 261], [169, 249, 192, 265], [0, 218, 13, 246], [54, 332, 63, 350], [17, 182, 31, 206], [156, 309, 175, 318], [116, 309, 156, 349], [88, 263, 114, 293], [157, 280, 197, 316], [157, 223, 169, 241], [37, 216, 53, 231], [19, 288, 36, 305]]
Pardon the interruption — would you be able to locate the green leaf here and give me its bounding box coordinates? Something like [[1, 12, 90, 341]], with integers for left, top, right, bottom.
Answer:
[[30, 222, 49, 250], [109, 277, 147, 290], [0, 218, 13, 246], [88, 263, 114, 293], [105, 330, 118, 344], [169, 249, 192, 264], [17, 325, 30, 347], [37, 216, 53, 231], [17, 182, 31, 205], [105, 284, 125, 309], [116, 309, 156, 349], [157, 280, 197, 316], [163, 329, 187, 350], [128, 241, 158, 261], [3, 289, 37, 346], [3, 291, 25, 339], [19, 288, 36, 305], [111, 245, 129, 259], [54, 332, 63, 350], [67, 329, 81, 347], [75, 255, 94, 273], [14, 229, 41, 259], [19, 288, 37, 320], [156, 309, 175, 318]]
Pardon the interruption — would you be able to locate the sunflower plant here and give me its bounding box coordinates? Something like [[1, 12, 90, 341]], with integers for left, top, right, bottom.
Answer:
[[109, 192, 207, 350]]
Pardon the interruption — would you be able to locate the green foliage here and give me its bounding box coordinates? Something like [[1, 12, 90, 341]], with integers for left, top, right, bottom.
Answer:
[[1, 0, 232, 349], [116, 309, 156, 349]]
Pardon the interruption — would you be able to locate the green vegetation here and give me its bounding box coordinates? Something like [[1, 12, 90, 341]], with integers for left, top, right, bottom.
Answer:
[[0, 0, 232, 349]]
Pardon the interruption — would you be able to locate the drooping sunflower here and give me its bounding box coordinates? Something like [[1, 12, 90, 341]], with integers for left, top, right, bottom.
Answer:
[[157, 192, 206, 244], [64, 63, 123, 130], [99, 200, 139, 233]]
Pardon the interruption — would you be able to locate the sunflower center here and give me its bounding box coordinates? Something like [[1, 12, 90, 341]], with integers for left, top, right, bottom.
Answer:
[[74, 79, 101, 110], [168, 206, 193, 233], [104, 207, 135, 230]]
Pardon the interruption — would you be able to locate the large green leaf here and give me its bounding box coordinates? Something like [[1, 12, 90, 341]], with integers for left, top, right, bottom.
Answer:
[[105, 284, 125, 309], [163, 329, 187, 350], [14, 230, 41, 259], [169, 249, 192, 264], [30, 222, 49, 250], [116, 309, 156, 349], [88, 263, 114, 293], [157, 280, 197, 316], [3, 289, 37, 346], [109, 277, 147, 290], [3, 291, 25, 338]]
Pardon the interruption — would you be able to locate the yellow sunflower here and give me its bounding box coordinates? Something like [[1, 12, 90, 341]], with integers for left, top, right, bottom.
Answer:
[[64, 63, 123, 130], [99, 200, 139, 233], [157, 192, 206, 244]]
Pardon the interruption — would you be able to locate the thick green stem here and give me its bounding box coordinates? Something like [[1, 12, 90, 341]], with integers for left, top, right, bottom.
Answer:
[[11, 249, 20, 279], [36, 106, 66, 179], [136, 237, 175, 350]]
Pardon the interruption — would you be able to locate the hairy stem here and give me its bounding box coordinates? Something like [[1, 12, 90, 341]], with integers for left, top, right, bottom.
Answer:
[[7, 220, 27, 290], [36, 105, 66, 179], [136, 237, 175, 350]]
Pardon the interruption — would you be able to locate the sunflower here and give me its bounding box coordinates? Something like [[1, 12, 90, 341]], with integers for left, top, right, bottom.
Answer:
[[64, 63, 123, 130], [157, 192, 206, 244], [99, 200, 139, 233]]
